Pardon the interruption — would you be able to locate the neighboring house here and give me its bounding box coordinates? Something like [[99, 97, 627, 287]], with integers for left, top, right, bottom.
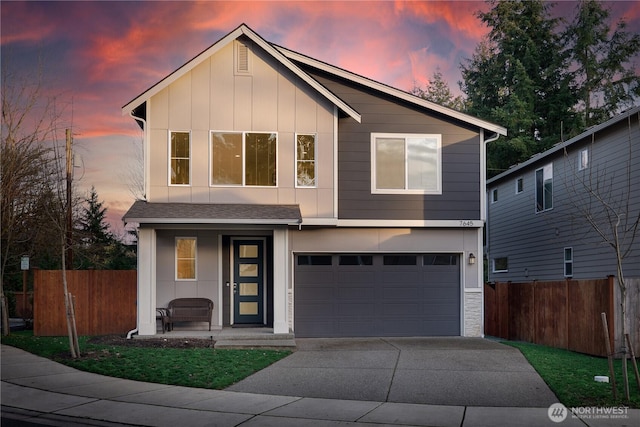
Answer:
[[486, 106, 640, 283], [122, 24, 506, 338]]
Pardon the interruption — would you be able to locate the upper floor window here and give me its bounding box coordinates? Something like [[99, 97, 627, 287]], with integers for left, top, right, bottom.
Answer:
[[170, 131, 190, 185], [535, 163, 553, 212], [176, 237, 196, 280], [371, 133, 441, 194], [516, 177, 523, 194], [579, 148, 589, 171], [211, 132, 277, 186], [296, 134, 316, 187], [491, 188, 498, 203]]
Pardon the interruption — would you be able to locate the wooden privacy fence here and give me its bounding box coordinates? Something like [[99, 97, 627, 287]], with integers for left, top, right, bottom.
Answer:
[[484, 278, 615, 356], [34, 270, 136, 336]]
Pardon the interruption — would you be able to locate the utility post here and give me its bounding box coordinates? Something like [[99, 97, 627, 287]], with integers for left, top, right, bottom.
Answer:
[[66, 129, 73, 267]]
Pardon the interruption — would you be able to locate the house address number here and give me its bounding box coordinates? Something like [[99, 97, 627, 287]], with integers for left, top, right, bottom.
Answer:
[[459, 220, 476, 227]]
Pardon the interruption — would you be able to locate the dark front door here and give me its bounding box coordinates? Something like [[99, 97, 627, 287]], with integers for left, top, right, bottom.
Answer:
[[233, 239, 264, 325]]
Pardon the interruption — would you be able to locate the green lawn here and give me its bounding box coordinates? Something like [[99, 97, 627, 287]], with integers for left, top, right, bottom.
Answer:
[[2, 332, 638, 408], [505, 341, 640, 409], [1, 331, 291, 390]]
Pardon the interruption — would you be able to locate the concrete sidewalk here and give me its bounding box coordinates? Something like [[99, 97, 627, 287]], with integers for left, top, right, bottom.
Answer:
[[1, 343, 638, 426]]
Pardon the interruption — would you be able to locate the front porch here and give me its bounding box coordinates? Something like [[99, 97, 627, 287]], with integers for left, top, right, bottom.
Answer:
[[134, 323, 296, 349]]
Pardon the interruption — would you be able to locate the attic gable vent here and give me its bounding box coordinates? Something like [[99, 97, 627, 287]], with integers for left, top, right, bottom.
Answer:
[[235, 41, 251, 74]]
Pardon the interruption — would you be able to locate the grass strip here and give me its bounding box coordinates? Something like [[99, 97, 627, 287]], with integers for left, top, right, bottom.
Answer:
[[1, 331, 291, 389], [505, 341, 639, 409]]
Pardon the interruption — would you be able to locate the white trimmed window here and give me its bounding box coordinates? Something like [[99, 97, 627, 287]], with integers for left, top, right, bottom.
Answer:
[[176, 237, 197, 280], [371, 133, 442, 194], [211, 132, 277, 186], [296, 134, 316, 187], [516, 177, 523, 194], [491, 188, 498, 203], [169, 131, 191, 185], [492, 257, 508, 273], [564, 247, 573, 277], [535, 163, 553, 212], [579, 148, 589, 171]]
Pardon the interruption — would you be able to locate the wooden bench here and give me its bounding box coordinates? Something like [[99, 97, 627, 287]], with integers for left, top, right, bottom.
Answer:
[[165, 298, 214, 331]]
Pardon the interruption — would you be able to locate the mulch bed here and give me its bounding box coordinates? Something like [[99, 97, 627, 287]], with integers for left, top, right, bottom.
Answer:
[[87, 335, 216, 349]]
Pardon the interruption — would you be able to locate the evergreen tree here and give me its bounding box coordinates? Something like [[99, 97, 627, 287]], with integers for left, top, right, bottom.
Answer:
[[563, 0, 640, 128], [411, 67, 465, 111], [79, 186, 112, 247], [460, 0, 576, 176]]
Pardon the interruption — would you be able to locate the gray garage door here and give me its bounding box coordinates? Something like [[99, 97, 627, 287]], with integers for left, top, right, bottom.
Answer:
[[294, 253, 460, 337]]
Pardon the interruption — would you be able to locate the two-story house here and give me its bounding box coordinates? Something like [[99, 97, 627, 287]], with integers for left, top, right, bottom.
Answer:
[[123, 24, 506, 338], [486, 106, 639, 283]]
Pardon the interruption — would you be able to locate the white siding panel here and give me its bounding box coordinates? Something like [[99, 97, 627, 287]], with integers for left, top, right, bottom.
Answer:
[[279, 132, 295, 188], [168, 73, 192, 130], [317, 132, 334, 189], [149, 129, 168, 190], [191, 61, 210, 130], [252, 55, 278, 130], [295, 87, 317, 131], [317, 189, 334, 217], [168, 186, 191, 203], [191, 129, 209, 188], [210, 47, 234, 130], [234, 76, 252, 130], [277, 72, 296, 132], [296, 189, 318, 217], [151, 88, 169, 129]]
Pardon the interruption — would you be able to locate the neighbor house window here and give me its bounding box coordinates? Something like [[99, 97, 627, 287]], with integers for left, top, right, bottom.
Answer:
[[564, 247, 573, 277], [170, 131, 190, 185], [535, 163, 553, 212], [296, 134, 316, 187], [371, 133, 441, 194], [176, 237, 196, 280], [516, 177, 524, 194], [211, 132, 277, 186], [491, 188, 498, 203], [492, 257, 508, 273], [579, 148, 589, 171]]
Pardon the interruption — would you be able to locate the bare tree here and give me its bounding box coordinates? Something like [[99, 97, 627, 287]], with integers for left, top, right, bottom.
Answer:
[[563, 110, 640, 400], [1, 62, 63, 335]]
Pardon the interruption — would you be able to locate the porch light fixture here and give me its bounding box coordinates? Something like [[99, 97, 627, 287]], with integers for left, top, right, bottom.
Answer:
[[468, 253, 476, 265]]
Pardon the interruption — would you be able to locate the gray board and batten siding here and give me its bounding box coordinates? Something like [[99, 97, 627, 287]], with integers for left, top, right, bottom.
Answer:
[[301, 67, 483, 221], [486, 108, 640, 283]]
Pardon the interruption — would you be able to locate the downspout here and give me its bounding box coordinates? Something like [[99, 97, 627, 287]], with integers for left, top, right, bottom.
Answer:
[[483, 131, 501, 283], [126, 109, 147, 340]]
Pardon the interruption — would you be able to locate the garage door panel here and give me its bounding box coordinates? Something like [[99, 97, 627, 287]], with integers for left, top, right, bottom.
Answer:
[[382, 302, 420, 315], [296, 286, 335, 300], [380, 271, 421, 282], [295, 253, 460, 337], [381, 286, 420, 299]]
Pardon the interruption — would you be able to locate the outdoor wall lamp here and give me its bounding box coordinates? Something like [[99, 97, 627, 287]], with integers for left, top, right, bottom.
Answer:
[[468, 253, 476, 265]]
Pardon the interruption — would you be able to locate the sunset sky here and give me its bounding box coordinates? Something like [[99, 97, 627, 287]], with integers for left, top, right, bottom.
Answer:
[[2, 0, 639, 235]]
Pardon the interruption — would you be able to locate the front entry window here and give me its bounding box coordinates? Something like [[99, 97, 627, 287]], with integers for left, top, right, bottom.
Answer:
[[176, 237, 196, 280]]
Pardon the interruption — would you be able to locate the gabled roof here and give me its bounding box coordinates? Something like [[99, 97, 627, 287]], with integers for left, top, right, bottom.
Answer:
[[122, 24, 361, 122], [122, 23, 507, 136], [274, 45, 507, 136], [487, 105, 640, 185]]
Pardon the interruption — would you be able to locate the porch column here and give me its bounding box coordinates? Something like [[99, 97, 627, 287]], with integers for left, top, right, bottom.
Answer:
[[273, 227, 289, 334], [137, 227, 157, 335]]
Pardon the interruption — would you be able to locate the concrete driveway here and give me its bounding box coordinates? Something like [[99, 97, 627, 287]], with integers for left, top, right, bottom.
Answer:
[[227, 337, 559, 407]]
